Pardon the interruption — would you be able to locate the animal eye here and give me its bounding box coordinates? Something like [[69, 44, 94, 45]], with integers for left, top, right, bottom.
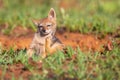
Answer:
[[47, 24, 51, 27], [38, 25, 43, 28]]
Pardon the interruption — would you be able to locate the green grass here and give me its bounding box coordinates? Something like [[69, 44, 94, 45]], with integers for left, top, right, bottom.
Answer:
[[0, 45, 120, 80], [0, 0, 120, 34], [0, 0, 120, 79]]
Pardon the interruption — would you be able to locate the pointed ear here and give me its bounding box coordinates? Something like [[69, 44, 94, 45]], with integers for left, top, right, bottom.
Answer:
[[48, 8, 56, 20], [32, 19, 39, 26]]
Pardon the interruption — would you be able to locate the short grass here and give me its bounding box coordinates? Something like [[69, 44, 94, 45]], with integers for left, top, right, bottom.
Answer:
[[0, 0, 120, 34], [0, 44, 120, 80], [0, 0, 120, 80]]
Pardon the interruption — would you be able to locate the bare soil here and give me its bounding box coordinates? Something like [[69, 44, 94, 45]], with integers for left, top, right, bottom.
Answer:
[[0, 26, 112, 52], [0, 26, 114, 80], [0, 58, 42, 80]]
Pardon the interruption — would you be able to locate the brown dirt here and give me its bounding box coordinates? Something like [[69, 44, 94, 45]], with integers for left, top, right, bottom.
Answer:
[[0, 26, 113, 79], [0, 58, 42, 80], [0, 26, 112, 52]]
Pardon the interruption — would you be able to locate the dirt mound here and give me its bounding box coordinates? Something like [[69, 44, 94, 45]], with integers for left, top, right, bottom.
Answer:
[[0, 26, 112, 52]]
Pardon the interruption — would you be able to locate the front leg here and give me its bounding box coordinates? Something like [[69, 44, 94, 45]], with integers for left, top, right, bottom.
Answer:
[[26, 48, 34, 58], [26, 39, 37, 58], [39, 45, 47, 58], [46, 37, 52, 53]]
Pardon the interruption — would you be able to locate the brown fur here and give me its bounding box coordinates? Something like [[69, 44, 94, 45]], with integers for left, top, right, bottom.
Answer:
[[27, 8, 64, 58]]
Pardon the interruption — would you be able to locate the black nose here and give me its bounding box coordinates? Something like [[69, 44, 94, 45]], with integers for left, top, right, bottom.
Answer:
[[42, 29, 46, 32]]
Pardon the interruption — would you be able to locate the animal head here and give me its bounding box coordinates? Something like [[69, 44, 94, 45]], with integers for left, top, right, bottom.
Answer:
[[32, 8, 56, 36]]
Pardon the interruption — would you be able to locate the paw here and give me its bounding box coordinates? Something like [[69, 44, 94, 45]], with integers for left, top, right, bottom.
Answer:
[[26, 49, 34, 58], [41, 53, 47, 59], [46, 37, 51, 41]]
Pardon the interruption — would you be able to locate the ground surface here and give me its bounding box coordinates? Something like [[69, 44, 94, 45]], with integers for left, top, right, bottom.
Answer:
[[0, 26, 114, 80], [0, 0, 120, 79], [0, 26, 112, 51]]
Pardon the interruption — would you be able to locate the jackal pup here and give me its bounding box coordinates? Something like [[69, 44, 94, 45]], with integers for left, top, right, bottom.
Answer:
[[27, 8, 64, 58]]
